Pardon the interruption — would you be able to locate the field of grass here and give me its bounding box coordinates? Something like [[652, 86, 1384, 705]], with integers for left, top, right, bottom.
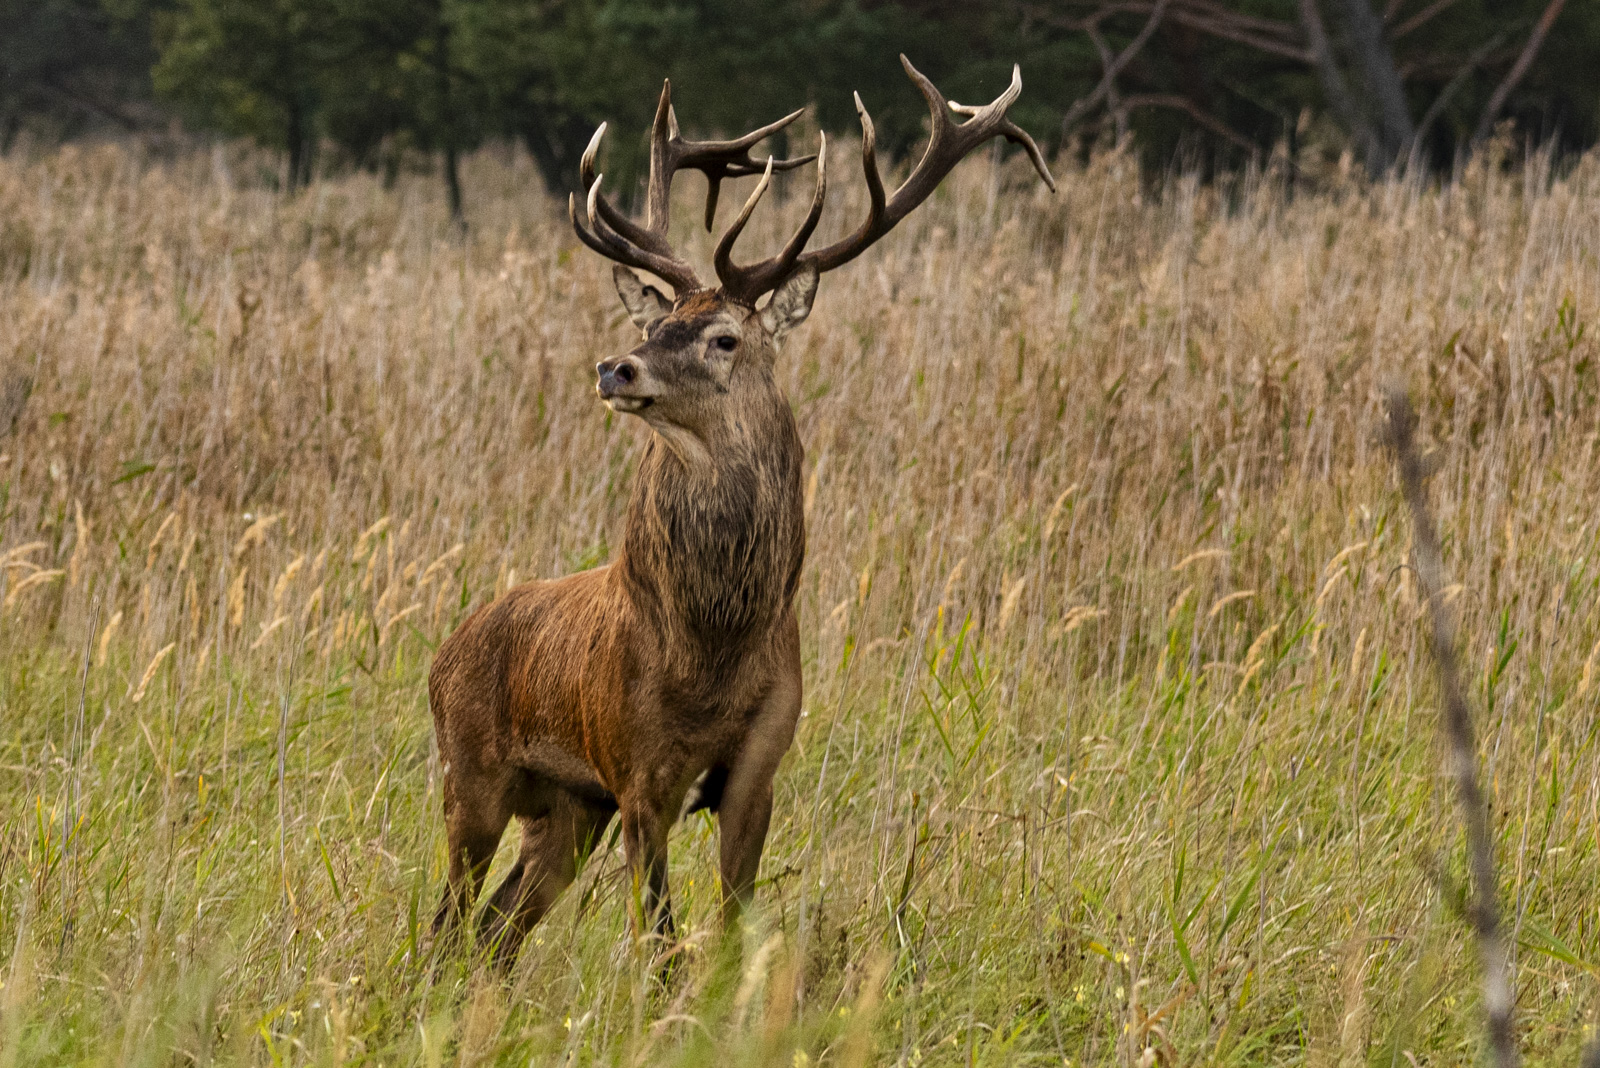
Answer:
[[2, 137, 1599, 1066]]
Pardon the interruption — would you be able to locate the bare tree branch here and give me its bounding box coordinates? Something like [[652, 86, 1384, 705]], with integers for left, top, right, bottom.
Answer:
[[1031, 0, 1307, 58], [1384, 390, 1519, 1068], [1176, 0, 1302, 40], [1060, 0, 1173, 139], [1117, 93, 1260, 155], [1164, 9, 1311, 62], [1392, 0, 1461, 41], [1039, 0, 1554, 169], [1087, 25, 1130, 140], [1407, 31, 1506, 168], [1472, 0, 1569, 145]]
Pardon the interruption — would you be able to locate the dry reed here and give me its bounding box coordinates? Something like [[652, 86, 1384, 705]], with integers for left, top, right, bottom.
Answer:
[[1, 136, 1598, 1064]]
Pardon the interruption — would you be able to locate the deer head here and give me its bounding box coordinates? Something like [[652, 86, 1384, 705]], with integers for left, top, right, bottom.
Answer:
[[575, 56, 1055, 454]]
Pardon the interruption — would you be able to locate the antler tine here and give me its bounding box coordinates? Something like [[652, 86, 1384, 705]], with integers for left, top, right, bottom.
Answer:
[[950, 66, 1055, 191], [899, 54, 958, 143], [700, 148, 816, 233], [820, 92, 889, 271], [712, 158, 775, 284], [571, 164, 704, 295], [801, 57, 1055, 275], [643, 80, 817, 235], [688, 108, 808, 158], [714, 134, 829, 304], [579, 124, 688, 265], [646, 82, 677, 233]]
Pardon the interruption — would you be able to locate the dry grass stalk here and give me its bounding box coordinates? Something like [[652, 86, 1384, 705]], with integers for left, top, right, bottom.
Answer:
[[3, 139, 1598, 1063], [1384, 389, 1517, 1068]]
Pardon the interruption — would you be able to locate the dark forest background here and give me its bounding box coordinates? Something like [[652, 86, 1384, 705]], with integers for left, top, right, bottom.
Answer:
[[3, 0, 1595, 216]]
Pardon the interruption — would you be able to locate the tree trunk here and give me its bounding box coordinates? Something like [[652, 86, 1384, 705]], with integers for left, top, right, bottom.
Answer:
[[286, 96, 306, 193], [434, 12, 465, 229], [0, 107, 19, 155], [444, 144, 464, 228], [1298, 0, 1375, 158], [1331, 0, 1415, 167]]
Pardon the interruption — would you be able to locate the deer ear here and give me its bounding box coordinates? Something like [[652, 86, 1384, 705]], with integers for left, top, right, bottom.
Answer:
[[613, 266, 672, 334], [759, 263, 819, 344]]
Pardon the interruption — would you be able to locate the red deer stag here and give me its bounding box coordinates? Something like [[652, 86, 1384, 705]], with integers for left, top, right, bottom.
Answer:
[[429, 56, 1053, 962]]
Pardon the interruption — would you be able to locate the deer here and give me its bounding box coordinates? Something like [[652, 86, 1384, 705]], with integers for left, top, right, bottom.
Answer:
[[427, 55, 1054, 965]]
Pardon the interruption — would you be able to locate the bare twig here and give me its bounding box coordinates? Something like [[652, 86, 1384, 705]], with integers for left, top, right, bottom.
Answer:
[[1086, 25, 1130, 142], [1175, 0, 1300, 39], [1471, 0, 1569, 146], [1030, 0, 1309, 60], [1061, 0, 1173, 138], [1165, 11, 1310, 61], [1116, 94, 1260, 156], [1392, 0, 1462, 40], [1407, 32, 1508, 169], [1384, 390, 1518, 1068]]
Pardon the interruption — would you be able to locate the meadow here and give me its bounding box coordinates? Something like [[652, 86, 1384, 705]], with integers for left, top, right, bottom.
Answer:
[[1, 135, 1598, 1065]]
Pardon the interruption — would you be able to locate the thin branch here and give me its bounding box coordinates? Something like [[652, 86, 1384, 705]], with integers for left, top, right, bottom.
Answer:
[[1116, 93, 1260, 156], [1384, 390, 1518, 1068], [1392, 0, 1461, 40], [1407, 31, 1507, 168], [1060, 0, 1173, 135], [1176, 0, 1302, 40], [1472, 0, 1569, 145], [1035, 0, 1309, 58], [1087, 25, 1130, 142], [1164, 9, 1312, 62]]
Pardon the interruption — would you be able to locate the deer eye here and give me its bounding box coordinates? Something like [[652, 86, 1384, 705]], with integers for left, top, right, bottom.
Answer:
[[712, 335, 738, 352]]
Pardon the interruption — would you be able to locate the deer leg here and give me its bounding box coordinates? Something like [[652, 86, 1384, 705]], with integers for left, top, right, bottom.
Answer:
[[480, 794, 614, 964], [718, 645, 802, 929], [620, 800, 675, 948], [431, 769, 512, 945]]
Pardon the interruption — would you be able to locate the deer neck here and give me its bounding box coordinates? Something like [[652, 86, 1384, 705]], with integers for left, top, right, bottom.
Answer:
[[618, 386, 804, 658]]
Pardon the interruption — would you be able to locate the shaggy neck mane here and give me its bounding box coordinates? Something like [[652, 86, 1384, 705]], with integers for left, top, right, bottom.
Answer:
[[618, 385, 804, 665]]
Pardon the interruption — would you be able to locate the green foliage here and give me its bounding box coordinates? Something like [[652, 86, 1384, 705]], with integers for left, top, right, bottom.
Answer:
[[152, 0, 340, 187]]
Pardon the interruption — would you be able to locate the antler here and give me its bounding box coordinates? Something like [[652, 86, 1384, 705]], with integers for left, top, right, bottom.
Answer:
[[573, 59, 1055, 306], [797, 56, 1055, 276], [569, 80, 817, 296], [712, 56, 1054, 304]]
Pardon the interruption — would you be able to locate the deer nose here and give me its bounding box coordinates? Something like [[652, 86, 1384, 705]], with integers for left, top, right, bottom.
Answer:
[[595, 357, 638, 397]]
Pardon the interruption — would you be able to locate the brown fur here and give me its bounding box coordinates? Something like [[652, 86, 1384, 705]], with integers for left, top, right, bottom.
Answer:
[[428, 280, 809, 961]]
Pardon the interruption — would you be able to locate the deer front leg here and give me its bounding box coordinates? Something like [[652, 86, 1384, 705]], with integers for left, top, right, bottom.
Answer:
[[718, 655, 802, 929], [620, 797, 675, 948]]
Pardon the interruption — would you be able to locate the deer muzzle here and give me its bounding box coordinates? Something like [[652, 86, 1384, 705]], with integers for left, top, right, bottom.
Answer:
[[596, 357, 653, 412]]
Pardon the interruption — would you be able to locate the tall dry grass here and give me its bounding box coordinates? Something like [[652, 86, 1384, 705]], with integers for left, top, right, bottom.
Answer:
[[1, 136, 1598, 1065]]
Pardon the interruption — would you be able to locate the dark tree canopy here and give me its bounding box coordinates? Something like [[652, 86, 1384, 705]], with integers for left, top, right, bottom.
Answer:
[[4, 0, 1596, 207]]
